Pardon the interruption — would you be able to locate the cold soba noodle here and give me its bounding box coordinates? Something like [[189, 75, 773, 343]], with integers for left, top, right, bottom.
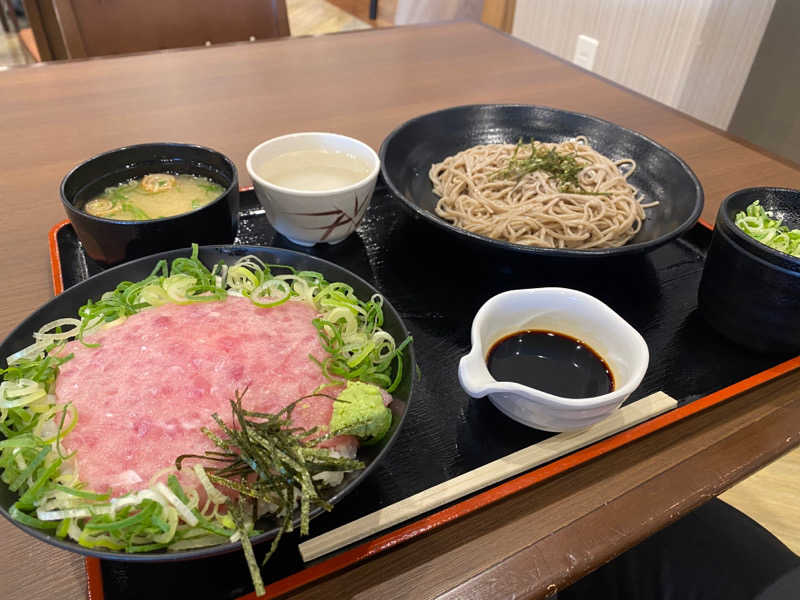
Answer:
[[430, 137, 655, 249]]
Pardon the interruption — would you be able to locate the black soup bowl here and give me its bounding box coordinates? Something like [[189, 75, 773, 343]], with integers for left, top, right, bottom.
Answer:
[[380, 104, 704, 258], [0, 245, 414, 561], [61, 143, 240, 266], [699, 187, 800, 354]]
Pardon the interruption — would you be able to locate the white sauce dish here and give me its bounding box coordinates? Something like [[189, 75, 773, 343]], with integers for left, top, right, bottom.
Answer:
[[458, 288, 649, 432]]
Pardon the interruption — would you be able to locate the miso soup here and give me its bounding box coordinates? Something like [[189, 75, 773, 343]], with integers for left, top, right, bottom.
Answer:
[[84, 173, 224, 221]]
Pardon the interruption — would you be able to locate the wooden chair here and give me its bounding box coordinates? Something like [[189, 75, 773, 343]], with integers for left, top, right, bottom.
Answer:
[[22, 1, 62, 60], [24, 0, 289, 60]]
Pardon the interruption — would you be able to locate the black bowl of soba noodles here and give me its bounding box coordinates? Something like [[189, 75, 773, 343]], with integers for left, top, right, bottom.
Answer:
[[379, 104, 703, 257], [61, 143, 239, 266]]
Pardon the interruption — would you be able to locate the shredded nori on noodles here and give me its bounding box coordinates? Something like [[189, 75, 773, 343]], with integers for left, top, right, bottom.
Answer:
[[492, 139, 583, 188]]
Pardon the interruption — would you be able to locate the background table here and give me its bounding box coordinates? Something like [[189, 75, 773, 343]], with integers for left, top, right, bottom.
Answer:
[[1, 21, 800, 600]]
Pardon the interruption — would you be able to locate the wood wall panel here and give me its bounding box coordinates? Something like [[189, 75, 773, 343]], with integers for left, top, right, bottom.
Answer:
[[677, 0, 775, 130], [512, 0, 775, 129]]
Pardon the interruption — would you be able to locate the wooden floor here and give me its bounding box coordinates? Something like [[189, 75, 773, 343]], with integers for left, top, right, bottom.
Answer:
[[0, 18, 32, 67], [286, 0, 372, 37], [721, 445, 800, 554], [327, 0, 397, 28]]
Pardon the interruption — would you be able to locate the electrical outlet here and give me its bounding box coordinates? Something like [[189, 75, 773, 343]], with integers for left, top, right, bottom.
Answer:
[[573, 35, 599, 70]]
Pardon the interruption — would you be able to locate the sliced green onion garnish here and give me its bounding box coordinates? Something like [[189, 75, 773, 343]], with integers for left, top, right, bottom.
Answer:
[[9, 444, 50, 492], [54, 485, 110, 501], [55, 517, 71, 538], [735, 200, 800, 257], [0, 434, 41, 449], [166, 474, 189, 503], [84, 500, 157, 531], [16, 457, 63, 509], [10, 504, 59, 529]]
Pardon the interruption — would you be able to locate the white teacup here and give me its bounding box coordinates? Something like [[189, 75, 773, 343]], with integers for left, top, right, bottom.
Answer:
[[246, 132, 380, 246], [458, 288, 649, 432]]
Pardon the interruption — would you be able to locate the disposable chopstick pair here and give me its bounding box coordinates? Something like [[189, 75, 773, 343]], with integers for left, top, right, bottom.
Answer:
[[299, 391, 677, 562]]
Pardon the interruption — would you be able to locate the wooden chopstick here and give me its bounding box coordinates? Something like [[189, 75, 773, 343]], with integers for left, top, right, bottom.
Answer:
[[299, 391, 677, 562]]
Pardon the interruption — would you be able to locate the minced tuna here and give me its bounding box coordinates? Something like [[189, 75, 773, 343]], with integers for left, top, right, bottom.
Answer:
[[55, 296, 356, 496]]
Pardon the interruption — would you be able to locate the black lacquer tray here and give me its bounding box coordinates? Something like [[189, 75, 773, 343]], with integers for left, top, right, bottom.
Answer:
[[49, 186, 797, 600]]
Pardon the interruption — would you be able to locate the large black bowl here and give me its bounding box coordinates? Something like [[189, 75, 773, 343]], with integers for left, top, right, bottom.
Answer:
[[699, 187, 800, 353], [61, 143, 240, 266], [0, 245, 414, 561], [380, 104, 703, 257]]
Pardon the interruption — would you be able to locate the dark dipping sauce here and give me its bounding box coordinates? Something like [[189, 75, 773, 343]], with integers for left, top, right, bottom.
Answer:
[[487, 330, 614, 399]]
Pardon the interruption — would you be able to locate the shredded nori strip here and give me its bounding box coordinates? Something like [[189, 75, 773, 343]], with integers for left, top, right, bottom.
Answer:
[[492, 138, 582, 185], [491, 138, 609, 196], [175, 389, 364, 594]]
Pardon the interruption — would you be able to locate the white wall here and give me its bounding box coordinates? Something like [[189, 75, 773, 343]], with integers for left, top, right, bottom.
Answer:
[[512, 0, 775, 129]]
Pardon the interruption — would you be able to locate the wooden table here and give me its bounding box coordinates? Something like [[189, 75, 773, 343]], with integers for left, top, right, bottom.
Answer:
[[1, 21, 799, 600]]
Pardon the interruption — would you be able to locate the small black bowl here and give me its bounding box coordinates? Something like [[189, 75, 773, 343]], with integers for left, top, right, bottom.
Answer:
[[698, 187, 800, 353], [380, 104, 703, 258], [61, 143, 240, 266]]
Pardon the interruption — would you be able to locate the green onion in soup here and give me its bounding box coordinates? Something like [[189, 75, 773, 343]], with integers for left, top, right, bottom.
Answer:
[[83, 173, 224, 221]]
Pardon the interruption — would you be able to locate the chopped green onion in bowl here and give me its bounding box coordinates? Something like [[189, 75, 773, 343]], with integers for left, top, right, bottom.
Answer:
[[735, 200, 800, 257], [0, 244, 413, 596]]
